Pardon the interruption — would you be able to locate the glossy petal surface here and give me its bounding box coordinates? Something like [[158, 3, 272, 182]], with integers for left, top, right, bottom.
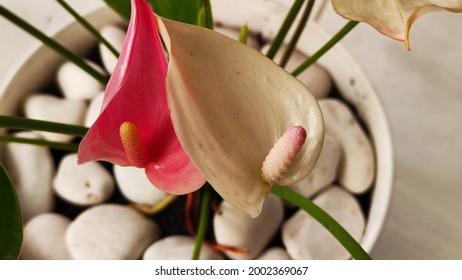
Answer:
[[331, 0, 462, 47], [78, 0, 204, 194], [158, 19, 324, 217]]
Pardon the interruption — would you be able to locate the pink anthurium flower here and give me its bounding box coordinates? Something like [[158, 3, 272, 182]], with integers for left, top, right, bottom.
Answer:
[[77, 0, 205, 195]]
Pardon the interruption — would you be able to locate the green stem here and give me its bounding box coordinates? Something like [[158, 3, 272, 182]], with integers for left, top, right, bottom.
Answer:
[[0, 135, 79, 151], [239, 24, 248, 45], [192, 187, 212, 260], [0, 115, 88, 137], [197, 0, 214, 30], [292, 20, 358, 77], [279, 0, 315, 68], [266, 0, 305, 60], [272, 185, 372, 260], [55, 0, 120, 58], [0, 5, 109, 85]]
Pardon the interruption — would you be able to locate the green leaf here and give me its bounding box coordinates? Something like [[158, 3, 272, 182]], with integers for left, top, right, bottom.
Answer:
[[265, 0, 305, 60], [292, 21, 358, 77], [196, 0, 214, 29], [149, 0, 202, 25], [0, 115, 88, 137], [57, 0, 120, 58], [272, 185, 371, 260], [105, 0, 204, 24], [0, 6, 109, 85], [104, 0, 132, 20], [0, 164, 23, 260], [239, 24, 248, 45], [0, 134, 79, 152]]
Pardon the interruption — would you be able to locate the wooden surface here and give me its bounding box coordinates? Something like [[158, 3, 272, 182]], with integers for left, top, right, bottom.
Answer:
[[315, 3, 462, 259], [1, 0, 461, 259]]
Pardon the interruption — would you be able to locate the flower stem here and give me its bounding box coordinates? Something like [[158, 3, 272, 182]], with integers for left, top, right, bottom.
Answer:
[[0, 134, 79, 151], [197, 0, 214, 30], [55, 0, 120, 58], [292, 20, 358, 77], [192, 186, 212, 260], [272, 185, 372, 260], [239, 24, 249, 45], [279, 0, 315, 68], [0, 5, 109, 85], [266, 0, 305, 60], [0, 115, 88, 137]]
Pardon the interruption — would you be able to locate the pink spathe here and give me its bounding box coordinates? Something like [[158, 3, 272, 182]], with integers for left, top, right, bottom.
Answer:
[[78, 0, 205, 194]]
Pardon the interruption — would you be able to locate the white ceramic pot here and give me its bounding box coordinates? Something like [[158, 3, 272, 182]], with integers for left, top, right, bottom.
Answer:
[[0, 6, 123, 116], [0, 1, 392, 256]]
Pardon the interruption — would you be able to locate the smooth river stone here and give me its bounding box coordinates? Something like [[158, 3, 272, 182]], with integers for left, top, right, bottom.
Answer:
[[260, 44, 332, 99], [57, 60, 105, 100], [143, 235, 224, 260], [282, 186, 365, 259], [214, 194, 283, 260], [66, 204, 160, 259], [319, 99, 375, 194], [3, 131, 54, 222], [256, 247, 291, 260], [99, 25, 126, 74], [23, 94, 87, 142], [84, 92, 104, 127], [54, 153, 114, 206], [21, 213, 71, 260], [114, 165, 169, 205], [287, 135, 341, 200]]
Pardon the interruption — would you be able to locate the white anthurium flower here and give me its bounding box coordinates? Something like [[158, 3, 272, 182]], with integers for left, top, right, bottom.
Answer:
[[157, 18, 324, 217], [331, 0, 462, 48]]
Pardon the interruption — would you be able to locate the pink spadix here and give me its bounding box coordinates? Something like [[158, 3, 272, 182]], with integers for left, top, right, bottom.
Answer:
[[261, 126, 307, 186]]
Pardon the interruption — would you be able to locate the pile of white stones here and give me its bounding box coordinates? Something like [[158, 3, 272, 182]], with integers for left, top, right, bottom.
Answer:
[[3, 23, 374, 260]]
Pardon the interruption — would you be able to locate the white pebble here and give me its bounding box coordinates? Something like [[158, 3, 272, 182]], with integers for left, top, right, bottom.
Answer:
[[210, 0, 285, 39], [23, 94, 87, 142], [99, 25, 126, 74], [143, 236, 224, 260], [3, 131, 54, 222], [54, 154, 114, 206], [282, 187, 365, 259], [214, 26, 260, 49], [57, 60, 105, 100], [256, 247, 291, 260], [114, 165, 169, 206], [319, 99, 375, 193], [21, 213, 71, 260], [66, 204, 160, 259], [214, 194, 283, 260], [260, 44, 332, 99], [287, 135, 341, 200], [84, 92, 104, 127]]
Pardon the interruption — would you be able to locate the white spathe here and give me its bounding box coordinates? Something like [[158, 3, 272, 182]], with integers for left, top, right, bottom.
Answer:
[[159, 17, 324, 217], [331, 0, 462, 47]]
